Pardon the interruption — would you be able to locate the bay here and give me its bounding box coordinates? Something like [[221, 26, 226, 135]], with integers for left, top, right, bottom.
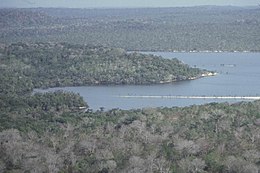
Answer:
[[35, 52, 260, 110]]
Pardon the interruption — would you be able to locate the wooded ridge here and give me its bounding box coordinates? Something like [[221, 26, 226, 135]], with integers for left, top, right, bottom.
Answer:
[[1, 6, 260, 52]]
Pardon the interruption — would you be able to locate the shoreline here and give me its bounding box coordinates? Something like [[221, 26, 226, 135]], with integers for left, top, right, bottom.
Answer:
[[129, 50, 260, 53]]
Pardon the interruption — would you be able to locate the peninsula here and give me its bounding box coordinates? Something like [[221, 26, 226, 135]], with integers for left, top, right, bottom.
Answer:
[[0, 42, 210, 92]]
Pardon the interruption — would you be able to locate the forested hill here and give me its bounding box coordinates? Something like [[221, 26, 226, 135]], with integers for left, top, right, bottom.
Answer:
[[0, 42, 206, 93], [1, 6, 260, 52]]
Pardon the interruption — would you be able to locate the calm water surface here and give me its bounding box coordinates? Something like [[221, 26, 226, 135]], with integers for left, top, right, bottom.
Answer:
[[36, 52, 260, 110]]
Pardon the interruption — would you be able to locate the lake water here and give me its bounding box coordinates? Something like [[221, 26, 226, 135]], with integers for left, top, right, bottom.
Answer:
[[36, 52, 260, 110]]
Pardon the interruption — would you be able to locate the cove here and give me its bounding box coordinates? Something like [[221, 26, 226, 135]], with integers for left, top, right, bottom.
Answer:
[[35, 52, 260, 110]]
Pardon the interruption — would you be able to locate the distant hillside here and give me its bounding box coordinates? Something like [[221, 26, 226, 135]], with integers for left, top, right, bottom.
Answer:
[[1, 6, 260, 52], [0, 9, 56, 27]]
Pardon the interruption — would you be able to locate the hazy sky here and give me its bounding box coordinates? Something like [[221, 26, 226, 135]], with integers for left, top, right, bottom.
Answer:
[[1, 0, 259, 8]]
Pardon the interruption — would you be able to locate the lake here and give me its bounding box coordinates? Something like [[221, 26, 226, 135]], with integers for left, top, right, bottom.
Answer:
[[35, 52, 260, 110]]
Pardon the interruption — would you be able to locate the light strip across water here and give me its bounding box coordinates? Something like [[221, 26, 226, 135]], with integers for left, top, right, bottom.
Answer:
[[118, 95, 260, 100]]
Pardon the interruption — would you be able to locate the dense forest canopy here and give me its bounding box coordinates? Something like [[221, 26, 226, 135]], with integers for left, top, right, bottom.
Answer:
[[1, 6, 260, 51], [1, 91, 260, 172]]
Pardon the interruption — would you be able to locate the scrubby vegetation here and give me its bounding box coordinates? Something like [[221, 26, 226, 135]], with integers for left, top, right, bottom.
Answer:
[[1, 6, 260, 52], [1, 97, 259, 172]]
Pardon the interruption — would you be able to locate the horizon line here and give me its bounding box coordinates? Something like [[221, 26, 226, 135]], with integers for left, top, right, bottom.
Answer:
[[0, 5, 258, 9]]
